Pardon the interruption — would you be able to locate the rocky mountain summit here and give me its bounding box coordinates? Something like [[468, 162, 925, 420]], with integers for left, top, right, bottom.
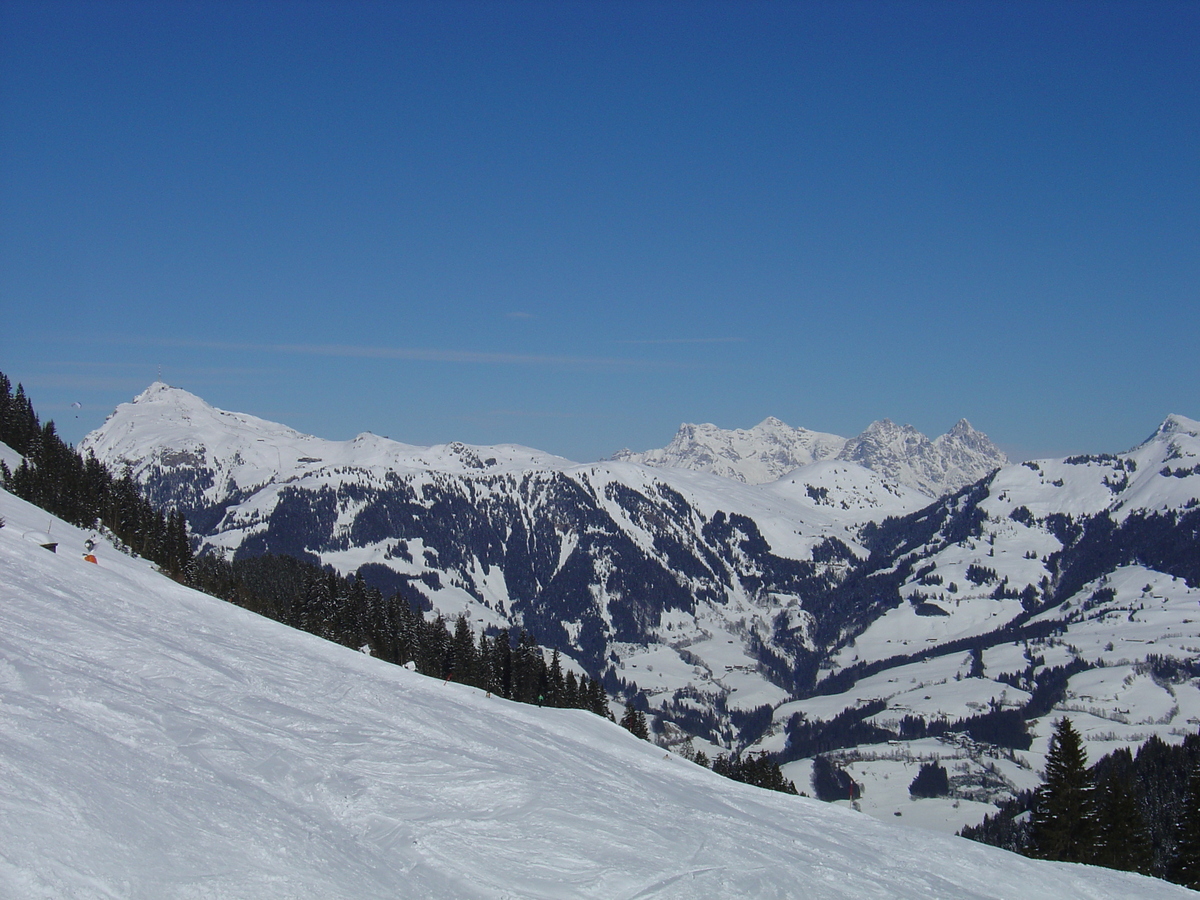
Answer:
[[612, 416, 1008, 497]]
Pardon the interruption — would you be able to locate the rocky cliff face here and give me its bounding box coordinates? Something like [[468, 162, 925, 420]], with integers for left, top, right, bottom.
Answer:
[[837, 418, 1008, 498]]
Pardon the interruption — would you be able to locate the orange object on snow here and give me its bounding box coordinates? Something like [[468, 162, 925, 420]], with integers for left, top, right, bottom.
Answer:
[[83, 554, 97, 564]]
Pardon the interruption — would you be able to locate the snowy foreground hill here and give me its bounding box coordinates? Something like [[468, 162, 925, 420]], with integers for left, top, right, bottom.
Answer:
[[0, 490, 1187, 899]]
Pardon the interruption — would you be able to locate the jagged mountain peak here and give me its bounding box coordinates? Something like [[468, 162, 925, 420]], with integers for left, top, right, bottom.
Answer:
[[838, 419, 1007, 498], [619, 416, 1007, 497], [610, 417, 847, 485]]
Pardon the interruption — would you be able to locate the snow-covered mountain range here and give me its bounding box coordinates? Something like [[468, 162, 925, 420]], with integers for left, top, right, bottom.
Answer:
[[80, 384, 932, 722], [77, 385, 1200, 838], [1, 487, 1182, 899], [611, 415, 1008, 497]]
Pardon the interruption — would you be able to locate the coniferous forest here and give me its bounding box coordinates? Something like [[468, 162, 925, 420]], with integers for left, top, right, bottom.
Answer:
[[961, 717, 1200, 887]]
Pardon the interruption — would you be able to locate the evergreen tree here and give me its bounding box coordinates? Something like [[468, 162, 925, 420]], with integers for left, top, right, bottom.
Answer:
[[1169, 764, 1200, 889], [1092, 759, 1151, 872], [811, 754, 859, 802], [546, 648, 565, 707], [490, 629, 513, 698], [909, 761, 951, 798], [620, 701, 649, 740], [563, 669, 579, 709], [477, 628, 498, 694], [582, 674, 611, 719], [1031, 717, 1096, 863], [447, 614, 477, 683], [968, 646, 985, 679]]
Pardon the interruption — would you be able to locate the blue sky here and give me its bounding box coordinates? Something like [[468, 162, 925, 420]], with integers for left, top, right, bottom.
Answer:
[[2, 1, 1197, 463]]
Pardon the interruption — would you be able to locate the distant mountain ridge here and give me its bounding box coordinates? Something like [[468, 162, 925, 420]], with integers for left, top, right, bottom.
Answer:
[[78, 384, 1200, 839], [610, 417, 847, 485], [80, 383, 930, 724], [611, 416, 1008, 497]]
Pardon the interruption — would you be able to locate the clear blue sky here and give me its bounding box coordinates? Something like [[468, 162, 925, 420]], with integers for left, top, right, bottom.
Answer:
[[3, 1, 1197, 463]]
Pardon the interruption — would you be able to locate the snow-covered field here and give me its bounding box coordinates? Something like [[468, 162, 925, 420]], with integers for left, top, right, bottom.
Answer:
[[0, 488, 1188, 899]]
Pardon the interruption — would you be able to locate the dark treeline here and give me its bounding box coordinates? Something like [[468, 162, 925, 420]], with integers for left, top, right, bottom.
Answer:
[[782, 701, 1031, 762], [781, 700, 892, 761], [962, 720, 1200, 888], [996, 657, 1092, 720], [712, 752, 798, 794], [908, 761, 950, 798], [191, 552, 612, 715], [810, 755, 860, 802], [0, 373, 193, 578]]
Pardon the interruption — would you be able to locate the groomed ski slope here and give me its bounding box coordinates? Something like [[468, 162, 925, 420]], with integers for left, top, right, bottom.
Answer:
[[0, 490, 1188, 900]]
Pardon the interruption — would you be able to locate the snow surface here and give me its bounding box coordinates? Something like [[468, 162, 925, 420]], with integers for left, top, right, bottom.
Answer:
[[0, 440, 21, 472], [0, 488, 1186, 899], [69, 388, 1200, 841]]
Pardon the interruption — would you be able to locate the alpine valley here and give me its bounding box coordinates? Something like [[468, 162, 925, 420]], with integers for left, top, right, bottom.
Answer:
[[81, 385, 1200, 836]]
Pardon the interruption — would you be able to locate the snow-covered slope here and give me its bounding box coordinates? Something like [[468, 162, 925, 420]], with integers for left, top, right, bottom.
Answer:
[[613, 416, 1007, 497], [0, 488, 1186, 900], [0, 439, 21, 472], [765, 459, 932, 519], [823, 413, 1200, 675]]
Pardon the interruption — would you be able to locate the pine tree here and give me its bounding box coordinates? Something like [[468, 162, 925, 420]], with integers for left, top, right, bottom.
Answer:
[[909, 761, 951, 798], [968, 646, 986, 679], [1031, 717, 1096, 863], [448, 614, 477, 683], [547, 649, 565, 707], [563, 669, 579, 708], [620, 701, 649, 740], [490, 629, 513, 698], [1092, 764, 1151, 872], [1170, 764, 1200, 889]]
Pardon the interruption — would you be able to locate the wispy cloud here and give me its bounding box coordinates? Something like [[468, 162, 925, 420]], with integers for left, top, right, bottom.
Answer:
[[483, 408, 609, 420], [75, 336, 672, 370], [616, 337, 746, 346], [22, 362, 286, 393]]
